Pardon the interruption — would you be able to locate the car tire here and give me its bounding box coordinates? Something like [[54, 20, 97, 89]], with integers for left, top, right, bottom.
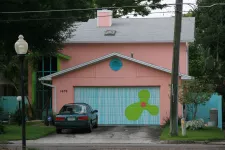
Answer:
[[87, 122, 93, 133], [56, 128, 62, 134], [94, 117, 98, 128]]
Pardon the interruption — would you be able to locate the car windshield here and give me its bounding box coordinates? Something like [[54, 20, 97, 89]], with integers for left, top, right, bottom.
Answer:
[[59, 104, 87, 114]]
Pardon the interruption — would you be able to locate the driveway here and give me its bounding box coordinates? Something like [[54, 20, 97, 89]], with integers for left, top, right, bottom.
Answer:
[[11, 126, 161, 144]]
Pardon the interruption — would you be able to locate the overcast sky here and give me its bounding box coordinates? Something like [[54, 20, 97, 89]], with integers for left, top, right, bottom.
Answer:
[[123, 0, 197, 18]]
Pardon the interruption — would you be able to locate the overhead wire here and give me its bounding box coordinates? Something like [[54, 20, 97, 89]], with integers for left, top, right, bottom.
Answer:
[[0, 11, 191, 22], [0, 3, 197, 14], [1, 2, 224, 22]]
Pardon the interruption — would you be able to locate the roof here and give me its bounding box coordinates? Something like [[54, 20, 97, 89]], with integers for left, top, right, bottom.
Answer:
[[38, 52, 192, 81], [65, 17, 195, 43]]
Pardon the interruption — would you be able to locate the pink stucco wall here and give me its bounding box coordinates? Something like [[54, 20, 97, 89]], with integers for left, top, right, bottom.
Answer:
[[52, 58, 183, 125], [60, 43, 188, 74]]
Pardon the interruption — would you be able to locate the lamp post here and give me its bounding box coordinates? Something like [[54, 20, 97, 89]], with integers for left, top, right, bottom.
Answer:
[[17, 96, 22, 126], [15, 35, 28, 149]]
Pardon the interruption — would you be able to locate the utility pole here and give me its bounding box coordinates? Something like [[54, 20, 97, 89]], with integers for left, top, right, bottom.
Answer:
[[170, 0, 183, 136]]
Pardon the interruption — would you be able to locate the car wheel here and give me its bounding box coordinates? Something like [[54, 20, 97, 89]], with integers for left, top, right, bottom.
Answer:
[[94, 117, 98, 128], [56, 128, 62, 134], [87, 122, 93, 133]]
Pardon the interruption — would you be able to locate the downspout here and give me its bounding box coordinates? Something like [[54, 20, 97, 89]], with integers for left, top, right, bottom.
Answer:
[[40, 81, 57, 113], [186, 42, 189, 75]]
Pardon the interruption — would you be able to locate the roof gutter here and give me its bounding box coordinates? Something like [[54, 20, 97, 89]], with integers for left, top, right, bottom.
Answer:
[[40, 81, 57, 113]]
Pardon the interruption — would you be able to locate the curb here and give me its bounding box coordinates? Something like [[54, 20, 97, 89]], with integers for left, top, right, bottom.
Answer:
[[160, 140, 225, 145]]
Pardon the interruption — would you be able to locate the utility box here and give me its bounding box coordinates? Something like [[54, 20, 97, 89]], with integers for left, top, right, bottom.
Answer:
[[210, 108, 218, 126]]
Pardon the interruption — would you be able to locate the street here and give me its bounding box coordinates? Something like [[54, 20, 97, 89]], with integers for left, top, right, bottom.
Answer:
[[1, 144, 225, 150]]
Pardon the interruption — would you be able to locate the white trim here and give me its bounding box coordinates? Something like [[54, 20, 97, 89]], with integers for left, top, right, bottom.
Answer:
[[38, 52, 193, 81], [186, 42, 189, 75]]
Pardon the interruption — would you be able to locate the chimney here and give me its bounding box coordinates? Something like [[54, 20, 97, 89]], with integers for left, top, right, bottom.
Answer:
[[97, 9, 112, 27]]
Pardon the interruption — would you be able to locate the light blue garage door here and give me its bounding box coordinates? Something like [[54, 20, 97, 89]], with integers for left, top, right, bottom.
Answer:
[[74, 87, 160, 125]]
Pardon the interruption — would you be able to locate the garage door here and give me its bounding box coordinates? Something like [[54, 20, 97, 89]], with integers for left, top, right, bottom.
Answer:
[[74, 87, 160, 125]]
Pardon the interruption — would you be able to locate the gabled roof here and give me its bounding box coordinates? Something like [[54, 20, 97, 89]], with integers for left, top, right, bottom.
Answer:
[[38, 53, 192, 81], [65, 17, 195, 43]]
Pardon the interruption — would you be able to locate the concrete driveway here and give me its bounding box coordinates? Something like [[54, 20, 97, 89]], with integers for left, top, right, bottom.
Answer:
[[11, 126, 161, 144]]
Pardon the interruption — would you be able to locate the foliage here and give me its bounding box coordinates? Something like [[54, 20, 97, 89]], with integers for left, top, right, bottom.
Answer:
[[0, 106, 3, 114], [0, 0, 95, 94], [10, 104, 30, 125], [10, 107, 22, 125], [188, 0, 225, 97], [44, 112, 56, 126], [0, 106, 4, 134], [0, 124, 4, 134], [160, 126, 224, 141], [186, 118, 205, 130], [0, 124, 55, 141], [162, 115, 182, 128], [178, 79, 215, 120], [95, 0, 166, 18]]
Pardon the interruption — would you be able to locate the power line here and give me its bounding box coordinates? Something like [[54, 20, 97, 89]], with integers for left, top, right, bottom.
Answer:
[[0, 11, 191, 22], [0, 3, 196, 14], [0, 2, 224, 14]]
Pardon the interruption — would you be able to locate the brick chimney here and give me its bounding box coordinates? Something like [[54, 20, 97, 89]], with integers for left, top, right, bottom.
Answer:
[[97, 10, 112, 27]]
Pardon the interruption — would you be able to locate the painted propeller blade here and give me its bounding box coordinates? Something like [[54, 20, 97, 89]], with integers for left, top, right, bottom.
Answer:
[[145, 104, 159, 116], [125, 102, 143, 121]]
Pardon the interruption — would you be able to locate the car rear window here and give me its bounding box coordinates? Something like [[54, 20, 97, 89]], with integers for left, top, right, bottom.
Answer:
[[59, 104, 87, 114]]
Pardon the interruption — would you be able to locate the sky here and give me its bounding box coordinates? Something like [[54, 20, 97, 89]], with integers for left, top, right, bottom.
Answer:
[[123, 0, 197, 18]]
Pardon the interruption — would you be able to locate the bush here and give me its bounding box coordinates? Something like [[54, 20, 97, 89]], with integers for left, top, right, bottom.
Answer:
[[0, 124, 4, 133], [0, 106, 5, 133], [44, 112, 56, 126], [186, 118, 204, 130], [10, 108, 22, 125], [162, 116, 182, 128]]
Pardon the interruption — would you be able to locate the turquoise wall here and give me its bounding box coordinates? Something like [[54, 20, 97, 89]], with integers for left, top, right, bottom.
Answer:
[[0, 96, 29, 114], [186, 93, 222, 129]]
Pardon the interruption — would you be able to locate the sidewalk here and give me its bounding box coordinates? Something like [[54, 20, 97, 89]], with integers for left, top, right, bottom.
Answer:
[[1, 143, 225, 150]]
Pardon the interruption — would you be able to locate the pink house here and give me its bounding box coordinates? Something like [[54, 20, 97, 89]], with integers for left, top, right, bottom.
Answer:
[[37, 10, 195, 125]]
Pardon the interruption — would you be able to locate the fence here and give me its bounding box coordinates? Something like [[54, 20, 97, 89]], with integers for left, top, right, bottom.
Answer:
[[0, 96, 29, 114], [186, 93, 222, 129]]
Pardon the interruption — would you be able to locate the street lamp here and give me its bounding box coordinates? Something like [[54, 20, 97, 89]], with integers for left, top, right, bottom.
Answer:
[[15, 35, 28, 149], [17, 96, 22, 126]]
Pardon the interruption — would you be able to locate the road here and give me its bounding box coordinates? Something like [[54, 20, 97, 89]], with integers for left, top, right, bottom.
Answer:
[[1, 144, 225, 150]]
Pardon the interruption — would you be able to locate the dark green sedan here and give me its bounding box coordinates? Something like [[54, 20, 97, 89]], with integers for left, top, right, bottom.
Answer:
[[55, 103, 98, 133]]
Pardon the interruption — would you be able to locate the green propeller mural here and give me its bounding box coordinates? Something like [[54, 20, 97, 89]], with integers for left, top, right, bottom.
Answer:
[[125, 90, 159, 121]]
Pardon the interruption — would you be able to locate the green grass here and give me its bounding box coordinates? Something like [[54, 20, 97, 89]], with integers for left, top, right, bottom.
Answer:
[[160, 126, 225, 141], [0, 123, 55, 142]]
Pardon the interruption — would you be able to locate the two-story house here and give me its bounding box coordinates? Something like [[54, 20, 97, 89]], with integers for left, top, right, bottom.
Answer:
[[32, 10, 195, 125]]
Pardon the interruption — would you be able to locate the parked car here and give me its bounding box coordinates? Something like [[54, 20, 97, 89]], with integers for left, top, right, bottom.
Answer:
[[55, 103, 98, 133]]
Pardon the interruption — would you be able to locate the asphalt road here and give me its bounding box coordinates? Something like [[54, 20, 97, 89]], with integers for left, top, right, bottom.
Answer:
[[1, 144, 225, 150]]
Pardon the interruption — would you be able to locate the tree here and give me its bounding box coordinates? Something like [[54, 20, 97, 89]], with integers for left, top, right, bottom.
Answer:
[[178, 79, 215, 120], [0, 0, 95, 95], [192, 0, 225, 91], [95, 0, 166, 18]]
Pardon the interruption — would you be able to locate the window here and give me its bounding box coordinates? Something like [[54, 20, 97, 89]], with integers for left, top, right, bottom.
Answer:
[[59, 104, 87, 114]]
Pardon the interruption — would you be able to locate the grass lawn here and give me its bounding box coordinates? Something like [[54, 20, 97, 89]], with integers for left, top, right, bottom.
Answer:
[[160, 126, 225, 141], [0, 123, 55, 142]]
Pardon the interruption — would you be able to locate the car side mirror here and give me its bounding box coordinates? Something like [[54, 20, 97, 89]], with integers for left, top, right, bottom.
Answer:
[[92, 110, 98, 113]]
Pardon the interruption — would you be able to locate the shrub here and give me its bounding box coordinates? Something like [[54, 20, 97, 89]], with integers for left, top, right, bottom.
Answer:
[[0, 123, 4, 134], [186, 118, 204, 130], [0, 106, 5, 133], [162, 116, 182, 128], [10, 108, 22, 125], [44, 112, 56, 126]]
